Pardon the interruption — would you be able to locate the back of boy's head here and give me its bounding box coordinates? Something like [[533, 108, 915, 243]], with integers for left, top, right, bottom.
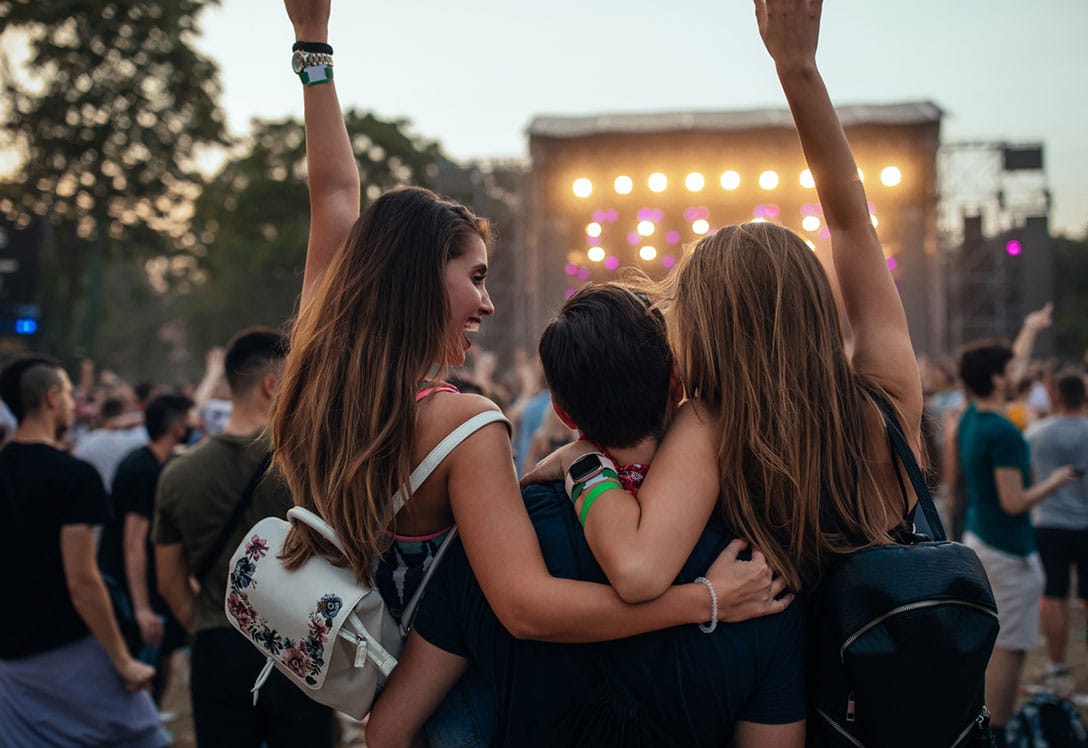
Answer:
[[1056, 370, 1086, 411], [0, 354, 63, 424], [224, 327, 288, 398], [958, 342, 1013, 398], [538, 282, 672, 448]]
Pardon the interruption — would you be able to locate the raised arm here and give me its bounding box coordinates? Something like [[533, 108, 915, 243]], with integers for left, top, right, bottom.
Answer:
[[1009, 303, 1052, 385], [285, 0, 361, 309], [758, 0, 921, 425]]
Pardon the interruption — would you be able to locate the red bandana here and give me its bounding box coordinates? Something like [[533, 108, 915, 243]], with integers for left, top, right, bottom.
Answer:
[[597, 445, 648, 497]]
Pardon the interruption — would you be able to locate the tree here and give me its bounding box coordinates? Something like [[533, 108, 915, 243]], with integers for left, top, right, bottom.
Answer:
[[0, 0, 228, 361], [151, 108, 444, 373]]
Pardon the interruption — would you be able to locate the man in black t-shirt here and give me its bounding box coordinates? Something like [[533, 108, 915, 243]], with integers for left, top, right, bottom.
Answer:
[[0, 355, 166, 747], [98, 393, 196, 704]]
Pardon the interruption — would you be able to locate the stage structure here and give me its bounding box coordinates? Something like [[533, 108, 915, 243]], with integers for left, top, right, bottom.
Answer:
[[525, 103, 943, 353]]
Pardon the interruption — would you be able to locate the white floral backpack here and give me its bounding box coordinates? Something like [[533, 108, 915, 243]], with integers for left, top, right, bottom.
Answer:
[[224, 410, 508, 719]]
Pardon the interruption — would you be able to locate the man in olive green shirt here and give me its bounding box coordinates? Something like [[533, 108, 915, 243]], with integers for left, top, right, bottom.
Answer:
[[154, 328, 333, 746]]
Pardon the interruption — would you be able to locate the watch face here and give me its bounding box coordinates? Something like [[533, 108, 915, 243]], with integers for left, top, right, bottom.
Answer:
[[569, 454, 603, 483], [291, 50, 306, 74]]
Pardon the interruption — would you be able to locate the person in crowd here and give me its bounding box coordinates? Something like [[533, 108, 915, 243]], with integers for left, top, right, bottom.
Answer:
[[526, 405, 577, 470], [75, 392, 148, 490], [1025, 370, 1088, 692], [273, 0, 782, 743], [366, 281, 805, 747], [97, 394, 197, 705], [153, 329, 335, 746], [954, 342, 1075, 744], [0, 355, 166, 748], [1005, 377, 1038, 432], [193, 346, 233, 438]]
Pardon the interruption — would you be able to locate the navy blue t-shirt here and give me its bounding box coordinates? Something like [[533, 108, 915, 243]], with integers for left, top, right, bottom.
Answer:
[[415, 481, 806, 747]]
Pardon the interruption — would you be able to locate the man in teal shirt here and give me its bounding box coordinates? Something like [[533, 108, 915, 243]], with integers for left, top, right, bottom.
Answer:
[[956, 343, 1074, 745]]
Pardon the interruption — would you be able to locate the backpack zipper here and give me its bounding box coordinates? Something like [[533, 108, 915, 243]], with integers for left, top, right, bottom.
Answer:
[[839, 599, 998, 662], [950, 706, 990, 747], [815, 708, 866, 747]]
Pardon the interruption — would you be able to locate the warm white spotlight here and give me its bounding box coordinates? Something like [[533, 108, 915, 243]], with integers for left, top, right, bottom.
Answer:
[[802, 216, 821, 232], [586, 222, 602, 238], [614, 175, 633, 195], [648, 172, 668, 193], [805, 240, 816, 250], [573, 178, 592, 198], [857, 168, 865, 182], [880, 166, 902, 187], [692, 219, 710, 235], [871, 214, 879, 227], [639, 245, 657, 261], [685, 172, 705, 192], [637, 220, 655, 237], [588, 246, 606, 263], [720, 170, 740, 190], [758, 171, 779, 190], [800, 169, 815, 189]]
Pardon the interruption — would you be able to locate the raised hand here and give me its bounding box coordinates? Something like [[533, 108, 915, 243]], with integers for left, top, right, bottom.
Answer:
[[755, 0, 822, 71], [284, 0, 331, 40]]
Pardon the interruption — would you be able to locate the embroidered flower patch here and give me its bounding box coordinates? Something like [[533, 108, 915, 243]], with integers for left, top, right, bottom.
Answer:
[[226, 533, 344, 686]]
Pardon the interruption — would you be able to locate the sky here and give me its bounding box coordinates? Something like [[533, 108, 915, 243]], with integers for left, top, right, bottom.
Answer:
[[195, 0, 1088, 236]]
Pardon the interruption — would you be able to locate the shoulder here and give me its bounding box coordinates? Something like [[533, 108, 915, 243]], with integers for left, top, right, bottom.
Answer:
[[420, 392, 509, 437]]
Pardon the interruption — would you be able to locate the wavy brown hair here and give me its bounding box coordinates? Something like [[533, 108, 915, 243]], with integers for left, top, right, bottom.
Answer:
[[273, 187, 490, 583], [668, 222, 902, 590]]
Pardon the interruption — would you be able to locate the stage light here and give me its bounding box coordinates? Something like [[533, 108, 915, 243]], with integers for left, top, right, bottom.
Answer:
[[586, 234, 600, 246], [573, 178, 592, 198], [802, 216, 821, 232], [818, 226, 831, 240], [754, 204, 780, 220], [886, 257, 898, 270], [685, 172, 705, 192], [615, 175, 633, 195], [588, 246, 606, 263], [637, 220, 655, 237], [759, 171, 779, 190], [648, 172, 667, 193], [564, 262, 579, 276], [577, 268, 590, 280], [14, 318, 38, 335], [605, 256, 620, 270], [640, 245, 657, 261], [857, 168, 865, 182], [800, 169, 815, 189], [871, 215, 879, 228], [666, 230, 680, 245], [662, 254, 676, 269], [1006, 239, 1022, 256], [880, 166, 902, 187], [720, 170, 740, 190], [586, 222, 602, 237], [805, 240, 816, 251], [692, 219, 710, 235], [627, 232, 640, 246]]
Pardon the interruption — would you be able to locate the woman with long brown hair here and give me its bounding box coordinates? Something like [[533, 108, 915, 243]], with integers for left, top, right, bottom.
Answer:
[[273, 0, 783, 742]]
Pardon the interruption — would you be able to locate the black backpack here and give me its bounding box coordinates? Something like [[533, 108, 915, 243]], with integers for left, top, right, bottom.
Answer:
[[808, 394, 1000, 747], [1007, 693, 1088, 748]]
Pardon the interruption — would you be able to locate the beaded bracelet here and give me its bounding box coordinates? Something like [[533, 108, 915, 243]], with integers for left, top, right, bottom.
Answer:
[[694, 576, 719, 634], [579, 479, 621, 527]]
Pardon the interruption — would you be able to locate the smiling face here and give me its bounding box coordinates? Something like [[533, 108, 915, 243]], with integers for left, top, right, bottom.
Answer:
[[443, 234, 494, 366]]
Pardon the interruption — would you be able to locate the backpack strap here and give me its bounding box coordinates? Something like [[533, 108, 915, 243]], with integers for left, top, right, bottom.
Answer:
[[391, 410, 509, 514], [869, 391, 947, 542], [195, 451, 273, 586]]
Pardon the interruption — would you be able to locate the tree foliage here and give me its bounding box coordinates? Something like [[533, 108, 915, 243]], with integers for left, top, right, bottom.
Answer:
[[150, 108, 444, 374], [0, 0, 227, 359]]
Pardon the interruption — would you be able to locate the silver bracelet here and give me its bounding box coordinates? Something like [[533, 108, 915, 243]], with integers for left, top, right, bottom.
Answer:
[[695, 576, 718, 634]]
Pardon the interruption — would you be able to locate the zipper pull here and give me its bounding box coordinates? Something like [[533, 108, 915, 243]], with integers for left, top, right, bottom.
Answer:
[[846, 692, 856, 723]]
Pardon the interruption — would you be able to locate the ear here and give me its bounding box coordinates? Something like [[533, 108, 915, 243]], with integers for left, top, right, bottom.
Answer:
[[669, 369, 685, 406], [551, 402, 578, 431], [260, 372, 278, 401]]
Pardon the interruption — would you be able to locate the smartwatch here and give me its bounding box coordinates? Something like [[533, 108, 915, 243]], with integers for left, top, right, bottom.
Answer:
[[564, 452, 617, 499]]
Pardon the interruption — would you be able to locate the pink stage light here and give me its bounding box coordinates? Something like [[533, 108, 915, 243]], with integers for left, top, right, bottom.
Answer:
[[577, 268, 591, 281], [592, 210, 606, 222], [604, 256, 620, 270], [801, 203, 822, 216], [637, 208, 652, 221], [666, 230, 680, 245], [564, 263, 579, 276], [605, 209, 619, 223], [886, 257, 897, 271], [587, 235, 601, 246], [818, 226, 831, 241], [662, 254, 676, 269], [627, 232, 641, 246], [1006, 240, 1022, 256]]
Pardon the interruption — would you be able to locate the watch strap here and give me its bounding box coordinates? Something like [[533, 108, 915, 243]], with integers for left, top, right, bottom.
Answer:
[[292, 41, 333, 54]]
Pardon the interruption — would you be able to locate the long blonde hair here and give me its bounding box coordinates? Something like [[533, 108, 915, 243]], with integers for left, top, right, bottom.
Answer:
[[273, 187, 490, 583], [669, 222, 901, 590]]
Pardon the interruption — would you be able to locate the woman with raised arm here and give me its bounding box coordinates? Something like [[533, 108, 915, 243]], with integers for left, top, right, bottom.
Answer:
[[272, 0, 782, 744]]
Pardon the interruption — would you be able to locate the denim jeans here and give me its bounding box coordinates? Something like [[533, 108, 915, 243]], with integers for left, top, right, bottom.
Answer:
[[424, 666, 497, 748]]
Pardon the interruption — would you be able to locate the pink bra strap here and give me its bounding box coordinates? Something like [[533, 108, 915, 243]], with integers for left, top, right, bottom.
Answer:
[[416, 384, 458, 401]]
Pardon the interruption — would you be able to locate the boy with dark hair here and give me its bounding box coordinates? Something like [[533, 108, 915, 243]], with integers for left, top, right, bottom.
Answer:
[[367, 283, 801, 747], [955, 339, 1075, 742], [98, 394, 196, 704], [152, 328, 333, 746], [0, 355, 167, 746]]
